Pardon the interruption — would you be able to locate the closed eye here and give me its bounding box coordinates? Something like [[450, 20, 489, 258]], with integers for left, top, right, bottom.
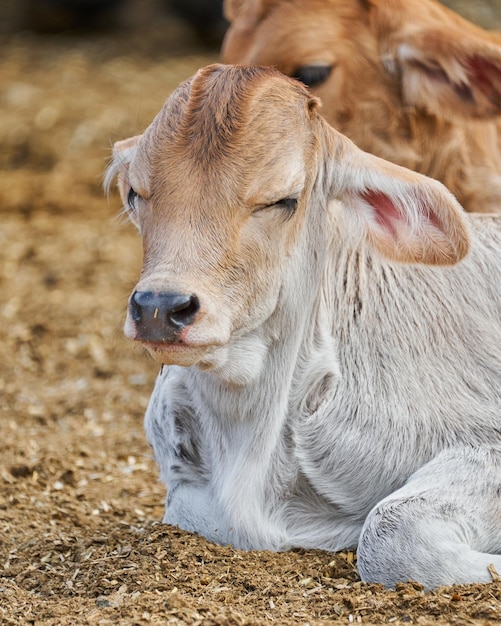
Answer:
[[254, 197, 298, 220], [127, 187, 140, 213], [292, 64, 333, 87]]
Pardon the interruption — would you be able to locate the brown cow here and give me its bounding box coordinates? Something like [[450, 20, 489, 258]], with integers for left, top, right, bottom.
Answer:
[[221, 0, 501, 213]]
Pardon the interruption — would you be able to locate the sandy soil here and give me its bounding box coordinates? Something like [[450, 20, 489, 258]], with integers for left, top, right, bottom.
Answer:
[[1, 11, 501, 625]]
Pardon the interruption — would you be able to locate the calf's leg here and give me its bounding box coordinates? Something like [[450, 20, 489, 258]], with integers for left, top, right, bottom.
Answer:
[[357, 446, 501, 588]]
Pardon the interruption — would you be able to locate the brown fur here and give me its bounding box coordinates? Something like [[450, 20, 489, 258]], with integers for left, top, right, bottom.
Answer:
[[222, 0, 501, 213]]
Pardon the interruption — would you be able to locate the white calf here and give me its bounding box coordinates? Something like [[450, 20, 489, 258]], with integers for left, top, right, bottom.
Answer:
[[107, 64, 501, 588]]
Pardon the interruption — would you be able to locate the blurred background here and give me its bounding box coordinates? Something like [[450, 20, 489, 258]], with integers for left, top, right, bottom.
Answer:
[[0, 0, 501, 223], [0, 0, 227, 45], [0, 0, 500, 220], [1, 0, 501, 37], [441, 0, 501, 29]]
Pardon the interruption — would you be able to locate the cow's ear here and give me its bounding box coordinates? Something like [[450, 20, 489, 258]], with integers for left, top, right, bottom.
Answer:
[[223, 0, 278, 22], [329, 131, 470, 265], [371, 0, 501, 119], [223, 0, 247, 21]]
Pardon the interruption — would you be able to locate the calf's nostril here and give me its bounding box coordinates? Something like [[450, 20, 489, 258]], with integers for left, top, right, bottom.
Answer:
[[169, 294, 200, 328], [130, 290, 200, 333], [130, 290, 143, 322]]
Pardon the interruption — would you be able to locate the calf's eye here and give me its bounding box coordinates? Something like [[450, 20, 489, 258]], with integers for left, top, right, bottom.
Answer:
[[253, 197, 299, 220], [292, 64, 332, 87], [127, 187, 140, 212], [265, 197, 298, 220]]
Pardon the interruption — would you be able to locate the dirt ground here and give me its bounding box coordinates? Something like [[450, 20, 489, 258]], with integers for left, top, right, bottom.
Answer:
[[1, 7, 501, 625]]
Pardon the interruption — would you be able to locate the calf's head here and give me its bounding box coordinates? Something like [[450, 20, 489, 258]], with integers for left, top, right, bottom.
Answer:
[[107, 64, 469, 374]]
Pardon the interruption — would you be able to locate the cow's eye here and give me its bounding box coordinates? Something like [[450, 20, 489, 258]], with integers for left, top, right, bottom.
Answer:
[[127, 187, 140, 213], [276, 197, 298, 217], [292, 64, 332, 87]]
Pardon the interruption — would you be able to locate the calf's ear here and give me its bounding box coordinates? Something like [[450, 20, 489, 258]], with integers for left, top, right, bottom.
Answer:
[[393, 33, 501, 119], [370, 0, 501, 119], [330, 132, 470, 266], [104, 135, 141, 222]]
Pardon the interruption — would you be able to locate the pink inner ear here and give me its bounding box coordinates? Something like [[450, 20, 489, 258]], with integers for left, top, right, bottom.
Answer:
[[362, 189, 401, 237], [466, 56, 501, 102]]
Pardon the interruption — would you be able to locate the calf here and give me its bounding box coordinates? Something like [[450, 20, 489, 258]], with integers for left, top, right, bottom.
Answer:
[[221, 0, 501, 214], [106, 64, 501, 588]]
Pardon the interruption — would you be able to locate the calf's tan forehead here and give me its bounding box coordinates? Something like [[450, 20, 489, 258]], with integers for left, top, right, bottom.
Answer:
[[133, 65, 316, 204]]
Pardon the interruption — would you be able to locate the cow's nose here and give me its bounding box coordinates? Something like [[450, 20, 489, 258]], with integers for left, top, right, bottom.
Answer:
[[130, 291, 200, 338]]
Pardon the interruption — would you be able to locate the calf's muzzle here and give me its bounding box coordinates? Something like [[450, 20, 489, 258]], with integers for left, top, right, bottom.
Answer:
[[130, 290, 200, 342]]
